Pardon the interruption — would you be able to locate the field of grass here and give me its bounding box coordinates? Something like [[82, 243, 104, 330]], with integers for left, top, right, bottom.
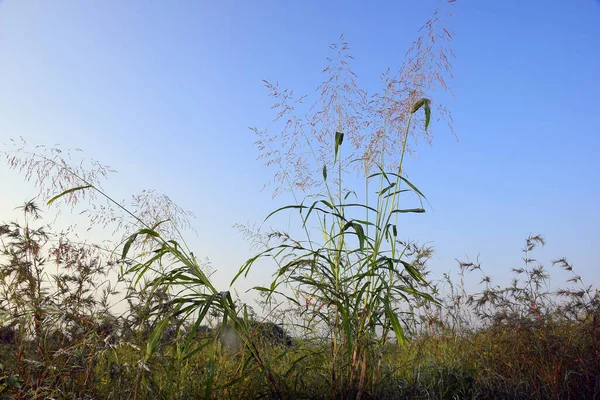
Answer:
[[1, 6, 598, 399], [1, 210, 597, 399]]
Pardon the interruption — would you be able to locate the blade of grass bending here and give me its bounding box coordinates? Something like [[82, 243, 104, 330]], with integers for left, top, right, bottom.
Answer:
[[143, 220, 169, 245], [344, 190, 358, 200], [424, 100, 431, 130], [383, 300, 407, 346], [46, 185, 93, 205], [381, 189, 412, 200], [398, 176, 427, 200], [411, 98, 431, 130], [121, 232, 139, 260], [145, 317, 169, 361], [264, 204, 307, 222], [252, 286, 301, 307], [336, 203, 378, 214], [390, 208, 426, 214], [121, 228, 162, 263], [394, 285, 439, 305], [378, 182, 397, 196], [371, 171, 427, 200], [304, 199, 335, 226], [341, 221, 366, 252], [137, 228, 160, 237], [399, 260, 426, 282], [131, 253, 165, 287], [231, 250, 268, 284]]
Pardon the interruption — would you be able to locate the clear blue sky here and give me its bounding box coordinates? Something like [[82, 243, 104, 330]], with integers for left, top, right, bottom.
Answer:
[[1, 1, 598, 297]]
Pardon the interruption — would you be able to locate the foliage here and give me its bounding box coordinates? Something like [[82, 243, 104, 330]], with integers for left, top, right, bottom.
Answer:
[[0, 211, 597, 399], [1, 2, 598, 398], [0, 200, 121, 398]]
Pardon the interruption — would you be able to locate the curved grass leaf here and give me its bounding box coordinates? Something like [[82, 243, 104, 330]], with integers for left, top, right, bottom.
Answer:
[[383, 300, 406, 346], [145, 317, 170, 360], [265, 204, 307, 222], [391, 208, 425, 214], [47, 185, 93, 205], [411, 98, 431, 130]]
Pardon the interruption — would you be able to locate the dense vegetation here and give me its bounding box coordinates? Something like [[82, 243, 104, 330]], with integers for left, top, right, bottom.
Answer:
[[1, 203, 598, 399], [1, 4, 598, 399]]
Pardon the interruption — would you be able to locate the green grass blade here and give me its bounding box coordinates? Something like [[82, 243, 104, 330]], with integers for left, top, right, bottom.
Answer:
[[46, 185, 93, 205], [383, 300, 406, 346]]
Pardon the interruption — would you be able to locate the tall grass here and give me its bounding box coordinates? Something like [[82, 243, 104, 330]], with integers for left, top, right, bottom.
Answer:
[[235, 97, 437, 399], [234, 9, 456, 397], [2, 3, 456, 397], [1, 201, 597, 399], [2, 142, 285, 398], [0, 200, 122, 398], [2, 1, 598, 398]]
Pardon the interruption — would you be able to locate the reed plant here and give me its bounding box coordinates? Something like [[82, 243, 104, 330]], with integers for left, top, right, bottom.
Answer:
[[234, 8, 456, 396]]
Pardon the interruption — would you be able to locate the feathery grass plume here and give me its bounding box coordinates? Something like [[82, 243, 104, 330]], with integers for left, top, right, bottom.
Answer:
[[253, 2, 456, 200], [2, 140, 287, 397], [240, 3, 457, 398], [2, 137, 114, 209], [1, 138, 195, 253]]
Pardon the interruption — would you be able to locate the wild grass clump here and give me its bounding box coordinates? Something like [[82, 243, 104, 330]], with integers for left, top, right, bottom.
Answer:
[[0, 201, 125, 398], [392, 235, 600, 399], [2, 216, 596, 399]]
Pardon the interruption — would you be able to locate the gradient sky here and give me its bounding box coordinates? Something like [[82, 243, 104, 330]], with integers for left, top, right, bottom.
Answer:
[[1, 1, 598, 301]]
